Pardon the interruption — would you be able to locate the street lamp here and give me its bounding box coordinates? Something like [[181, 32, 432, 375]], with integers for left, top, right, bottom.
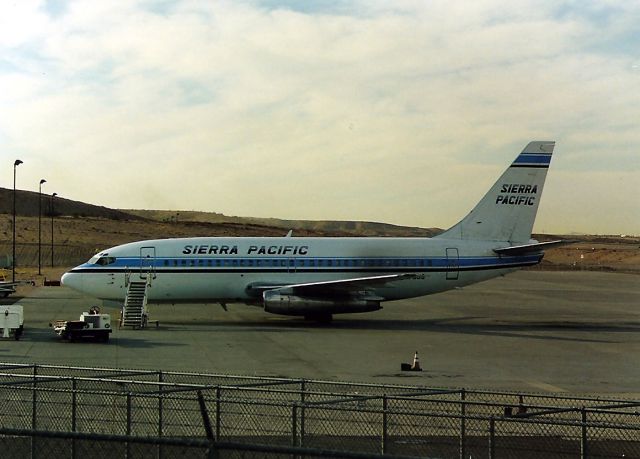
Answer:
[[12, 160, 23, 283], [51, 193, 57, 268], [38, 179, 46, 276]]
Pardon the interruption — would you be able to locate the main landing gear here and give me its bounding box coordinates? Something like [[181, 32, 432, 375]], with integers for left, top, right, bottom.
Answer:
[[304, 313, 333, 324]]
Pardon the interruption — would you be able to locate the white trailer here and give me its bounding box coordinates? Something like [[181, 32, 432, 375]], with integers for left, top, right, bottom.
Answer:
[[0, 305, 24, 340]]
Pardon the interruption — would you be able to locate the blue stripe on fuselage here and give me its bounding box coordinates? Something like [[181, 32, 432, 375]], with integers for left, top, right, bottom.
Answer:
[[71, 254, 542, 274]]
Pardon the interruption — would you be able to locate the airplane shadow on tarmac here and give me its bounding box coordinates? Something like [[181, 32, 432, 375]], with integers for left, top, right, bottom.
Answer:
[[188, 316, 640, 344], [330, 318, 638, 344], [12, 327, 188, 349]]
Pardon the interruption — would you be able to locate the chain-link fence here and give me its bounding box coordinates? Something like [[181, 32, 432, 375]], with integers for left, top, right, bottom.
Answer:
[[0, 363, 638, 458]]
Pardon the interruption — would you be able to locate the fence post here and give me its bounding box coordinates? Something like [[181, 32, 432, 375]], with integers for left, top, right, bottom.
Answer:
[[31, 364, 37, 429], [197, 391, 214, 439], [291, 404, 298, 447], [381, 394, 388, 455], [459, 389, 466, 459], [300, 379, 306, 447], [488, 416, 495, 459], [581, 407, 588, 459], [126, 392, 132, 459], [158, 371, 163, 459], [215, 386, 221, 440], [197, 391, 218, 459], [71, 377, 77, 459], [30, 364, 37, 459]]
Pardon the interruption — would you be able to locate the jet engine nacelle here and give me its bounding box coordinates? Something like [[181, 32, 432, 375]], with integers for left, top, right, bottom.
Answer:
[[263, 291, 381, 316]]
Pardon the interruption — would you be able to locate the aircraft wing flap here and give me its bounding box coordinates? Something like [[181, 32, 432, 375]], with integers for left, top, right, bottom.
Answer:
[[284, 273, 416, 296], [249, 273, 416, 299], [493, 240, 576, 255]]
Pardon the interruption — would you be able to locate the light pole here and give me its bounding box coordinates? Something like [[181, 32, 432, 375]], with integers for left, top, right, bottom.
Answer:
[[38, 179, 46, 276], [12, 159, 23, 283], [51, 193, 57, 268]]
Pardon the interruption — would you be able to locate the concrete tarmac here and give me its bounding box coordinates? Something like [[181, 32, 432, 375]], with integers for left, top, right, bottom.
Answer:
[[1, 271, 638, 396]]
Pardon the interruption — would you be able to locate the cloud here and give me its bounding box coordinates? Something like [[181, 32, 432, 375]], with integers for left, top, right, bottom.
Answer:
[[0, 0, 638, 234]]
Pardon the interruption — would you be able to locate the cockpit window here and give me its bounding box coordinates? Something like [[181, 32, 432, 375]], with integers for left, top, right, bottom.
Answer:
[[95, 257, 116, 266]]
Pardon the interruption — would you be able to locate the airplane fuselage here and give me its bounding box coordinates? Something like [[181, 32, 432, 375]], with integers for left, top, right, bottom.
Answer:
[[62, 236, 541, 304]]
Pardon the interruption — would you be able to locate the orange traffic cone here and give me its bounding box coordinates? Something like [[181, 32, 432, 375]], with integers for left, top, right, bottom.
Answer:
[[411, 351, 422, 371]]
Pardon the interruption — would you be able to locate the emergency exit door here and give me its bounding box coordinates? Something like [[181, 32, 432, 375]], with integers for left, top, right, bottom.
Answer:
[[446, 248, 459, 280]]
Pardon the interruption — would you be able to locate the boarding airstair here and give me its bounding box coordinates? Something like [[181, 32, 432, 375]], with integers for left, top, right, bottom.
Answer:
[[121, 281, 148, 328]]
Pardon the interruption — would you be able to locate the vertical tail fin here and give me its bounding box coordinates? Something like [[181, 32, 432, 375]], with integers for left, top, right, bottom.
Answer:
[[435, 141, 555, 243]]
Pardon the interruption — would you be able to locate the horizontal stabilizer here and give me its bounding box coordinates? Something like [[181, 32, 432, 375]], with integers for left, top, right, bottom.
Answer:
[[493, 240, 576, 255]]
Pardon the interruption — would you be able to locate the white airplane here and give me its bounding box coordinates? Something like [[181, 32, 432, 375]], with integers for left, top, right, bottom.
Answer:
[[62, 141, 565, 321]]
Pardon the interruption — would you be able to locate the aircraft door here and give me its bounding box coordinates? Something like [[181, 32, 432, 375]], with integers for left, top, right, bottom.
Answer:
[[446, 248, 459, 280], [140, 246, 156, 280]]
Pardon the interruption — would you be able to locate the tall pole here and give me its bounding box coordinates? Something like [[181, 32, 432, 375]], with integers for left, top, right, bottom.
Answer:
[[51, 193, 57, 268], [38, 179, 46, 276], [12, 160, 23, 283]]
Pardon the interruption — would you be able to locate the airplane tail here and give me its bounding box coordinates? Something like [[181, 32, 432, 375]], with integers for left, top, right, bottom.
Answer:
[[435, 141, 555, 243]]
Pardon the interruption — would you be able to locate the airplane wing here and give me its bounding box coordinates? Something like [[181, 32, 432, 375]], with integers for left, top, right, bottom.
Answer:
[[0, 281, 18, 297], [247, 273, 416, 299], [493, 240, 576, 255]]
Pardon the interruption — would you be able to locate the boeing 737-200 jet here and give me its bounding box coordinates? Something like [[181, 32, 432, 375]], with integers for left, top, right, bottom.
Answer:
[[62, 141, 565, 321]]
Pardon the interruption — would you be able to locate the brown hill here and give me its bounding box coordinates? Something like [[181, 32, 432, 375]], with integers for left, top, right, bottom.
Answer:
[[0, 187, 141, 221], [124, 209, 442, 238]]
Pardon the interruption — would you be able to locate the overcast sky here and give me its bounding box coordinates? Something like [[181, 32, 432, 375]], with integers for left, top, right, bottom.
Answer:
[[1, 0, 639, 235]]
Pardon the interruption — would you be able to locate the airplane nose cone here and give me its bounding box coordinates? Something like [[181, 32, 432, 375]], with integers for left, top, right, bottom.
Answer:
[[61, 271, 83, 292]]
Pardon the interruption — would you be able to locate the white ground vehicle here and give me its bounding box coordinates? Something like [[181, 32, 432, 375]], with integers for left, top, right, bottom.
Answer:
[[51, 307, 112, 342], [0, 305, 24, 340]]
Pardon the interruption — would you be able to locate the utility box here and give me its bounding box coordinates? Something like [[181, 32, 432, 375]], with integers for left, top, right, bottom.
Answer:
[[0, 305, 24, 340]]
